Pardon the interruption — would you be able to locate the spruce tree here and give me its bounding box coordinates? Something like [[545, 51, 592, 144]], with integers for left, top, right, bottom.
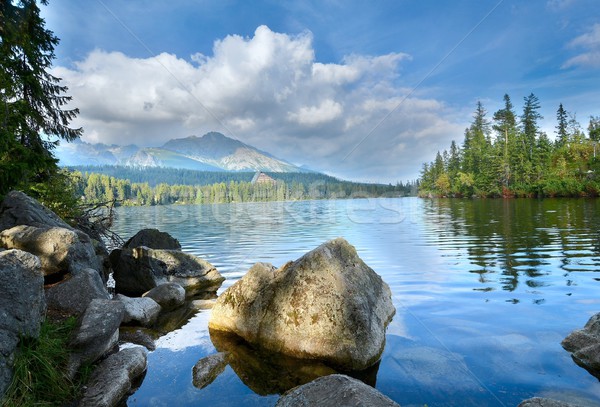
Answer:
[[555, 103, 569, 148]]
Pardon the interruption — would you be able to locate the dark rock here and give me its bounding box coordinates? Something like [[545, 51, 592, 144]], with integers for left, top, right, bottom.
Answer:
[[0, 250, 46, 398], [79, 347, 147, 407], [68, 299, 124, 378], [112, 247, 224, 296], [562, 312, 600, 379], [46, 268, 110, 317], [0, 190, 71, 232], [143, 282, 185, 310], [0, 225, 101, 276], [275, 374, 399, 407], [119, 327, 157, 351], [123, 228, 181, 250], [116, 294, 161, 327], [518, 397, 584, 407], [209, 238, 395, 371], [192, 352, 229, 389]]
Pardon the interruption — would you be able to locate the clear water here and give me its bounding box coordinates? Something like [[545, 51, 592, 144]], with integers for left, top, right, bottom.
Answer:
[[112, 198, 600, 407]]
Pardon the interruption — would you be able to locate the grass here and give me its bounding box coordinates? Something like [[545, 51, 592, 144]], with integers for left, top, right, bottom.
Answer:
[[2, 317, 91, 407]]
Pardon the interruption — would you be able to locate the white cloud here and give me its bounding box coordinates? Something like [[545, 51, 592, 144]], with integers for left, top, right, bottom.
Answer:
[[546, 0, 576, 11], [54, 25, 458, 182], [562, 23, 600, 69]]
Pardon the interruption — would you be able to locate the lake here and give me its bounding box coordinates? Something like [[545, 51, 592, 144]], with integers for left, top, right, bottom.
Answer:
[[112, 197, 600, 407]]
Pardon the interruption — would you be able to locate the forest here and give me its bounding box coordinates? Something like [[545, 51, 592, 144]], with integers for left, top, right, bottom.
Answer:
[[419, 93, 600, 198], [68, 168, 416, 206]]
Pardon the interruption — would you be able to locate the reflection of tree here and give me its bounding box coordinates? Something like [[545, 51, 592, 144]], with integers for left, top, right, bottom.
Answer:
[[421, 198, 600, 294]]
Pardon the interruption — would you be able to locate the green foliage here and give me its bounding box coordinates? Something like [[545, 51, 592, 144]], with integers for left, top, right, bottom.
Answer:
[[419, 94, 599, 198], [2, 317, 90, 407]]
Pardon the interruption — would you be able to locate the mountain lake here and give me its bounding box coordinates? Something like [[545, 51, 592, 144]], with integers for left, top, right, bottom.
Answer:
[[110, 197, 600, 407]]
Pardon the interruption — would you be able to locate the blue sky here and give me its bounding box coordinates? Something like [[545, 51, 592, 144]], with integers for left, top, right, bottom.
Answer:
[[42, 0, 600, 183]]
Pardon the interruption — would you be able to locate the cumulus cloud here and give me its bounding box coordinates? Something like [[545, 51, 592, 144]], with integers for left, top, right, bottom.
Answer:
[[54, 25, 459, 182], [562, 23, 600, 69]]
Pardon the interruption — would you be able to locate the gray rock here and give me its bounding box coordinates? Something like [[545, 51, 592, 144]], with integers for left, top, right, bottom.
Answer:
[[0, 250, 46, 398], [116, 294, 162, 327], [46, 268, 110, 316], [112, 247, 224, 296], [68, 299, 124, 378], [209, 238, 395, 371], [119, 327, 157, 351], [143, 282, 185, 310], [192, 352, 229, 389], [0, 225, 101, 276], [518, 397, 583, 407], [276, 374, 399, 407], [123, 228, 181, 250], [0, 190, 71, 232], [79, 347, 147, 407], [562, 313, 600, 378]]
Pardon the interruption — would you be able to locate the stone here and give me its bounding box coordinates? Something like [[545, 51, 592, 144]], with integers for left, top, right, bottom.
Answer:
[[0, 225, 101, 276], [209, 238, 395, 371], [192, 352, 229, 389], [562, 312, 600, 379], [46, 268, 110, 317], [123, 228, 181, 250], [275, 374, 399, 407], [518, 398, 583, 407], [112, 247, 224, 296], [79, 347, 147, 407], [0, 250, 46, 398], [143, 283, 185, 310], [116, 294, 162, 327], [68, 299, 124, 378], [119, 327, 157, 351], [192, 299, 216, 310], [0, 190, 71, 232]]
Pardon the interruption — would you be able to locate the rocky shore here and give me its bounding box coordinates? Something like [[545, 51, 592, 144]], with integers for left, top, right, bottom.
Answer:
[[0, 190, 599, 406]]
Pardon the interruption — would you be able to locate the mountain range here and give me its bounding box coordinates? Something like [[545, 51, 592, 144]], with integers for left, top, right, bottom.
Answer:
[[55, 132, 312, 173]]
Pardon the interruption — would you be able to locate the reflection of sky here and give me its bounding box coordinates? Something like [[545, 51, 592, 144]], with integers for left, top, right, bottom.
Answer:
[[113, 198, 600, 406]]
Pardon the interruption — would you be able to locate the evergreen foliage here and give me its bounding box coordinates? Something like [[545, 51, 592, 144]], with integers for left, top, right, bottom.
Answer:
[[419, 94, 600, 198]]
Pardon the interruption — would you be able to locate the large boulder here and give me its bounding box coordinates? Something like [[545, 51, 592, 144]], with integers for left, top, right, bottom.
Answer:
[[0, 225, 101, 277], [275, 374, 399, 407], [0, 250, 46, 398], [142, 282, 186, 310], [123, 228, 181, 250], [68, 299, 124, 378], [116, 294, 162, 327], [562, 312, 600, 379], [209, 238, 395, 371], [111, 247, 224, 296], [0, 190, 71, 232], [46, 268, 110, 317], [79, 347, 148, 407]]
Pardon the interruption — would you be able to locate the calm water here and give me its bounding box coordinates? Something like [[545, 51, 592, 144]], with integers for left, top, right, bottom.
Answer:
[[112, 198, 600, 407]]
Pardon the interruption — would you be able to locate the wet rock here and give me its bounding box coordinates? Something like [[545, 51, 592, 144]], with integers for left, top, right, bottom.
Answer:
[[518, 398, 584, 407], [0, 250, 46, 398], [46, 268, 110, 317], [209, 238, 395, 371], [79, 347, 147, 407], [275, 374, 399, 407], [68, 299, 124, 378], [562, 313, 600, 379], [0, 225, 101, 276], [192, 352, 229, 389], [111, 247, 224, 296], [123, 228, 181, 250], [143, 282, 185, 310], [116, 294, 161, 327]]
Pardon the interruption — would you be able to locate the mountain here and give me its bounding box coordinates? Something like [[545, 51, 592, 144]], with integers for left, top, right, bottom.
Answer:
[[55, 132, 311, 173]]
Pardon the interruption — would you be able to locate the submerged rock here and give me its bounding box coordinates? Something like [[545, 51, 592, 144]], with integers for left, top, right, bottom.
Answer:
[[275, 374, 399, 407], [123, 228, 182, 250], [79, 347, 147, 407], [143, 282, 186, 310], [192, 352, 229, 389], [111, 247, 224, 296], [562, 312, 600, 379], [209, 238, 395, 371]]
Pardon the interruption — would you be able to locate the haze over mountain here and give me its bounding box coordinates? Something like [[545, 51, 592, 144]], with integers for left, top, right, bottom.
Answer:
[[55, 132, 312, 173]]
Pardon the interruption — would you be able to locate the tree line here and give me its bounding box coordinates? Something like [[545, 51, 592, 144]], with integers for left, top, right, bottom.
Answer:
[[419, 93, 600, 198], [69, 170, 416, 206]]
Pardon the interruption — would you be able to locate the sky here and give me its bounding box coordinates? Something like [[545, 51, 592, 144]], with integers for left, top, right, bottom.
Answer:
[[41, 0, 600, 183]]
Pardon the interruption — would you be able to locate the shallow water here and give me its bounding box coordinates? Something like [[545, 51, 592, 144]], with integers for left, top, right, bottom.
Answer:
[[112, 197, 600, 407]]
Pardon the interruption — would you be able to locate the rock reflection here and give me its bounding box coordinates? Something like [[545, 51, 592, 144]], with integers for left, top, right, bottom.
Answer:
[[209, 329, 380, 395]]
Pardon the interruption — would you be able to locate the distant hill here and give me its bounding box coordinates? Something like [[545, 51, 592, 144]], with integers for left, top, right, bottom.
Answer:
[[55, 132, 312, 173]]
